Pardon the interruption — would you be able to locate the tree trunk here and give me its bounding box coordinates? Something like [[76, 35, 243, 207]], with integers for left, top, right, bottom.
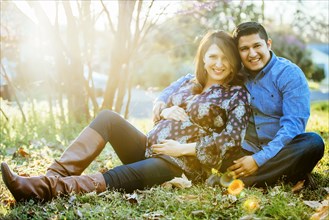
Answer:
[[102, 1, 136, 111], [63, 1, 90, 122], [114, 64, 129, 113]]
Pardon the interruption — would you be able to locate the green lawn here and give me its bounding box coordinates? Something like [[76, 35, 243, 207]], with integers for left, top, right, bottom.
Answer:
[[0, 100, 328, 219]]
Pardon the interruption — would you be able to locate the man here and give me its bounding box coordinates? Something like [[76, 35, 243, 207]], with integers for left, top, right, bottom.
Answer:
[[153, 22, 324, 187]]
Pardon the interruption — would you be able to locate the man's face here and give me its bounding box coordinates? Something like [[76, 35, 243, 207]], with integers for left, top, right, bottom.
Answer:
[[238, 33, 272, 75]]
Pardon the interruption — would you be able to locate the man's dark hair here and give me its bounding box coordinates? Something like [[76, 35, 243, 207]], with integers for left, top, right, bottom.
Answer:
[[232, 21, 269, 45]]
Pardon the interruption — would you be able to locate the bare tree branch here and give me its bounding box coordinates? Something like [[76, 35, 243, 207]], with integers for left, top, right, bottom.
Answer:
[[136, 3, 168, 52], [99, 0, 116, 33], [139, 0, 154, 33], [0, 107, 9, 121], [1, 64, 27, 122]]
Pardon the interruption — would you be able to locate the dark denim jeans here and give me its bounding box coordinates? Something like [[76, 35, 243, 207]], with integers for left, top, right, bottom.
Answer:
[[90, 110, 182, 193], [90, 110, 324, 190], [241, 132, 325, 187]]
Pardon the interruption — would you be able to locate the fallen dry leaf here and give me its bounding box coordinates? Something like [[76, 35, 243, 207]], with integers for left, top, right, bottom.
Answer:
[[303, 200, 322, 209], [1, 198, 16, 208], [306, 196, 329, 220], [16, 147, 30, 158], [162, 174, 192, 189], [310, 205, 328, 220], [292, 180, 305, 193], [176, 194, 199, 203], [191, 210, 205, 217], [142, 211, 164, 219], [98, 166, 109, 174], [124, 193, 139, 204]]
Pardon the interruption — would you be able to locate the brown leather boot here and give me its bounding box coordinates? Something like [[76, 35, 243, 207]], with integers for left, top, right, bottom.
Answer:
[[46, 127, 106, 177], [1, 162, 106, 202]]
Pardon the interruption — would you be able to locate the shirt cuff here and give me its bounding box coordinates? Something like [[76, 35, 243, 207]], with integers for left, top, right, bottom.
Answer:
[[252, 151, 267, 167]]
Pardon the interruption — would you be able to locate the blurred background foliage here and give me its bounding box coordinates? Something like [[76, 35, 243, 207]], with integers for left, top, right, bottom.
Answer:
[[0, 0, 328, 120]]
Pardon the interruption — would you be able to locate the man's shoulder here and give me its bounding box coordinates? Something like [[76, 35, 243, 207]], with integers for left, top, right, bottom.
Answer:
[[268, 56, 304, 81], [269, 56, 308, 90], [274, 56, 302, 73]]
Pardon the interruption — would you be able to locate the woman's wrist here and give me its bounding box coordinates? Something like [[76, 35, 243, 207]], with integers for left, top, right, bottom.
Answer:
[[181, 143, 196, 156]]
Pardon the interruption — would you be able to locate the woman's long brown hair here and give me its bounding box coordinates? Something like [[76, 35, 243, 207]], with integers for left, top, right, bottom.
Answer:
[[193, 30, 243, 94]]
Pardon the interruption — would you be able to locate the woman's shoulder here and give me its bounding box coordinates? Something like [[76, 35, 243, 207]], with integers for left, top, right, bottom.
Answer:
[[228, 84, 248, 93], [228, 85, 250, 103]]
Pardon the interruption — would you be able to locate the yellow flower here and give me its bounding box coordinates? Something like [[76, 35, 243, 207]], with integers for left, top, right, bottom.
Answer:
[[227, 179, 244, 195], [211, 168, 219, 175], [243, 197, 260, 213]]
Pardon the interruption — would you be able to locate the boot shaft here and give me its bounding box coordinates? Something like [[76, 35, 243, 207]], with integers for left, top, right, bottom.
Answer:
[[46, 127, 106, 177]]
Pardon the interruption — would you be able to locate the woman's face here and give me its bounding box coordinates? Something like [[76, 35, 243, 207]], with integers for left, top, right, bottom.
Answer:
[[203, 44, 232, 86]]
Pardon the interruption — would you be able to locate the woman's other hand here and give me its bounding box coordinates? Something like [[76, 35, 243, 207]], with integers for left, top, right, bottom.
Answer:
[[160, 106, 189, 121], [152, 140, 196, 157]]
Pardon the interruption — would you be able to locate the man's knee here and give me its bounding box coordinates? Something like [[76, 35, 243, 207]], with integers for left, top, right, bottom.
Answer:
[[294, 132, 325, 158], [307, 132, 325, 157]]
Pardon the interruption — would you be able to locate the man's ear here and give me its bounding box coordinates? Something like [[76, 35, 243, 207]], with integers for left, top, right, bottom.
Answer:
[[267, 38, 272, 50]]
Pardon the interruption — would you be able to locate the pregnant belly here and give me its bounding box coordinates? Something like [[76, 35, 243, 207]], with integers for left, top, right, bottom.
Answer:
[[146, 119, 200, 148]]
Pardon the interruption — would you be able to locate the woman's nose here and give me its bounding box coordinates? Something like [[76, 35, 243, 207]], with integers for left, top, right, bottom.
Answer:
[[215, 59, 223, 67]]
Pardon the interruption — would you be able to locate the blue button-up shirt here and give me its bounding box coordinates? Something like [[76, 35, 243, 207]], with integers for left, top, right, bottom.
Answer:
[[156, 52, 310, 167]]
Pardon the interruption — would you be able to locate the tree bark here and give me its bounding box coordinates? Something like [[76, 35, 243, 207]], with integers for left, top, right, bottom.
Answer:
[[101, 1, 136, 111], [63, 1, 90, 121]]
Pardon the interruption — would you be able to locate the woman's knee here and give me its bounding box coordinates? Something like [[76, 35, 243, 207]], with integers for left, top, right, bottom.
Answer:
[[91, 110, 121, 127], [89, 110, 123, 141], [97, 110, 120, 121]]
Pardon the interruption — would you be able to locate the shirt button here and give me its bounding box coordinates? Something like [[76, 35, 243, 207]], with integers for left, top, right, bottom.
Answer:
[[257, 127, 260, 130], [252, 97, 255, 100]]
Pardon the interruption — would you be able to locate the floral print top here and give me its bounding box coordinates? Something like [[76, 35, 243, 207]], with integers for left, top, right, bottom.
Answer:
[[145, 79, 251, 181]]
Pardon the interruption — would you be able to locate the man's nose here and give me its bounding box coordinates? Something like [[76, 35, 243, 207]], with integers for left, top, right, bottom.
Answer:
[[249, 48, 257, 57]]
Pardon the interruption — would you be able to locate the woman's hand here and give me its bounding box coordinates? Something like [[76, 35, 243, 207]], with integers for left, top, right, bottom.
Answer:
[[152, 101, 166, 122], [160, 106, 189, 121], [151, 140, 196, 157]]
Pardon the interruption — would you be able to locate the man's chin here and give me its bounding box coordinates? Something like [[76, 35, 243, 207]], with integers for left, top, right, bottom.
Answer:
[[246, 67, 261, 75]]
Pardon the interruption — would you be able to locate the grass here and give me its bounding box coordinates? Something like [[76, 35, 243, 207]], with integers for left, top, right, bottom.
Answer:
[[0, 99, 328, 220]]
